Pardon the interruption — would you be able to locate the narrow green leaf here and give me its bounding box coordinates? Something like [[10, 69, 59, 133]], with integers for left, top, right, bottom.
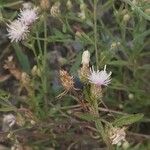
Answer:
[[108, 60, 128, 66], [113, 114, 144, 127], [0, 0, 23, 8], [70, 51, 82, 75], [12, 43, 30, 73], [122, 0, 150, 21], [78, 113, 98, 122]]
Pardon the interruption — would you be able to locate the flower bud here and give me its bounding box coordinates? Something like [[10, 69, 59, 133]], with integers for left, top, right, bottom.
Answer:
[[67, 0, 72, 9], [122, 140, 130, 149], [31, 65, 41, 77], [110, 42, 120, 49], [22, 2, 33, 9], [75, 31, 82, 38], [40, 0, 50, 10], [59, 70, 74, 91], [50, 2, 60, 17], [78, 3, 86, 20], [78, 66, 90, 83], [78, 50, 90, 83], [82, 50, 90, 66], [90, 84, 102, 100], [123, 14, 130, 22], [21, 72, 31, 86], [128, 93, 134, 100]]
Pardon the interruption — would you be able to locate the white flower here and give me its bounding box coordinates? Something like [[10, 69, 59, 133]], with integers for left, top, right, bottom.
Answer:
[[88, 65, 112, 86], [2, 114, 16, 131], [109, 127, 126, 145], [82, 50, 90, 66], [7, 20, 29, 42], [18, 8, 38, 25]]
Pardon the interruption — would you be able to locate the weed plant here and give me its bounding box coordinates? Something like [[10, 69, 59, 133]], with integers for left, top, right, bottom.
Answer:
[[0, 0, 149, 149]]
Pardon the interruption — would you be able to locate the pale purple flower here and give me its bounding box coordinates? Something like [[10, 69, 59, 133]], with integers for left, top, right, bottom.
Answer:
[[88, 65, 112, 86], [18, 8, 38, 26], [7, 20, 29, 42]]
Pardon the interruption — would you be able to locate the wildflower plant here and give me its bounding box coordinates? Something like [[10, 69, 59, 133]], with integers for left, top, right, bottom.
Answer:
[[0, 0, 149, 149]]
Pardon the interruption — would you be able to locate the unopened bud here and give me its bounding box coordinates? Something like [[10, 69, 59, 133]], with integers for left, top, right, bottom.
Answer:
[[22, 2, 33, 9], [40, 0, 50, 10], [78, 12, 86, 20], [78, 3, 86, 20], [59, 70, 74, 91], [30, 120, 36, 125], [31, 65, 41, 77], [75, 31, 82, 37], [21, 72, 31, 86], [78, 50, 90, 83], [123, 14, 130, 22], [110, 42, 120, 49], [78, 66, 90, 83], [90, 84, 102, 100], [122, 140, 130, 149], [16, 113, 25, 126], [82, 50, 90, 66], [50, 2, 60, 17], [67, 0, 72, 9], [128, 93, 134, 100]]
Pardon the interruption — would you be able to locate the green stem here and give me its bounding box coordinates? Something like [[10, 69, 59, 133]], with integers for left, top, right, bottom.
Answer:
[[91, 95, 113, 149], [95, 120, 113, 150], [93, 0, 99, 69], [43, 14, 48, 113], [36, 31, 43, 56]]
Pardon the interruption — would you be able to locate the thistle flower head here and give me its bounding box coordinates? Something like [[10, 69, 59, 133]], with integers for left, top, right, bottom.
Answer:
[[7, 20, 29, 42], [19, 8, 38, 25], [109, 127, 126, 145], [88, 65, 112, 86], [2, 114, 16, 131], [59, 70, 74, 91]]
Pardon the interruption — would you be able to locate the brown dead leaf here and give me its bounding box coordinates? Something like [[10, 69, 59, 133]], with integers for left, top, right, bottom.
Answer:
[[3, 56, 22, 80], [0, 74, 11, 82]]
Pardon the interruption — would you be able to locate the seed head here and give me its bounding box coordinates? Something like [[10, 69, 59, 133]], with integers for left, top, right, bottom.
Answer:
[[22, 2, 33, 9], [59, 70, 74, 91], [40, 0, 50, 10], [2, 114, 16, 131], [109, 127, 126, 145]]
